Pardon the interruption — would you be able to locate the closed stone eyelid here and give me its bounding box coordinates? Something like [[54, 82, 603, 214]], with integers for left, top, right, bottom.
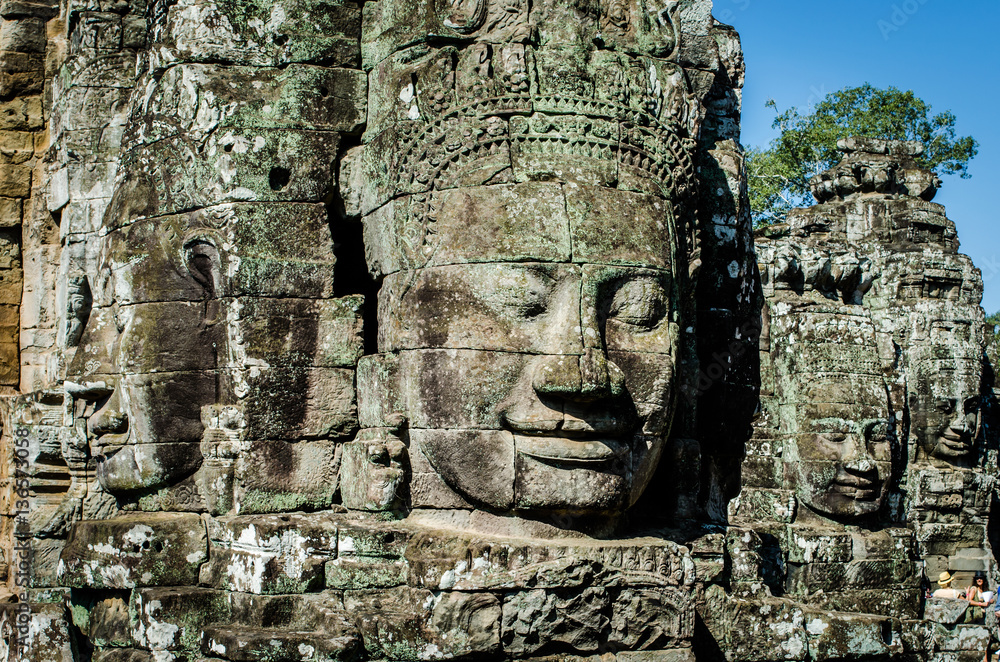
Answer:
[[485, 268, 556, 307], [111, 304, 128, 333], [864, 420, 889, 434], [607, 279, 667, 324], [494, 282, 550, 307]]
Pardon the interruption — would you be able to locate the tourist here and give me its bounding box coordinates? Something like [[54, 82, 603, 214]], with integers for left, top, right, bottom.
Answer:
[[933, 571, 963, 599], [966, 571, 992, 623]]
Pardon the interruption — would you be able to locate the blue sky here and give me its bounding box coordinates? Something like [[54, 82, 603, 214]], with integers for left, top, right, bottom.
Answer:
[[727, 0, 1000, 314]]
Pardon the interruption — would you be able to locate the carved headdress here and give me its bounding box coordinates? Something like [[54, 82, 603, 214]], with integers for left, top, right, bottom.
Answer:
[[348, 0, 707, 276]]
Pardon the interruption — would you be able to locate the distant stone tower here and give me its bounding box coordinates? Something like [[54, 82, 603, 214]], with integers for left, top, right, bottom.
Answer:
[[735, 137, 997, 656]]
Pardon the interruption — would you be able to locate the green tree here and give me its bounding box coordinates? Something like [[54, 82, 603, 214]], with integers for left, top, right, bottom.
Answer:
[[748, 84, 979, 225], [988, 310, 1000, 346]]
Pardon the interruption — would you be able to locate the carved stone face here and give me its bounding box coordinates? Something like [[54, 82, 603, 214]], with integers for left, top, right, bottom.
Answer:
[[913, 378, 981, 462], [354, 0, 711, 520], [910, 329, 982, 463], [894, 278, 985, 464], [927, 395, 980, 459], [376, 184, 680, 516], [68, 180, 342, 499], [787, 402, 892, 521], [71, 219, 222, 495], [768, 308, 896, 522]]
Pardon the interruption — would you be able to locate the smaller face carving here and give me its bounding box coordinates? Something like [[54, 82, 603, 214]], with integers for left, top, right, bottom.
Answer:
[[916, 391, 981, 461], [903, 307, 985, 464], [930, 395, 980, 459], [787, 403, 893, 521]]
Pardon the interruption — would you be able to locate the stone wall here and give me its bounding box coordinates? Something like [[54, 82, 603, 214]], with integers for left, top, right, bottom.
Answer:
[[0, 1, 997, 661], [0, 0, 56, 393]]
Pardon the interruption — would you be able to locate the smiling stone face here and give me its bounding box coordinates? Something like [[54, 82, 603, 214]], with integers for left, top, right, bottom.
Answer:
[[767, 307, 897, 524], [66, 199, 348, 499], [70, 212, 226, 494], [786, 398, 893, 521], [345, 0, 726, 523], [362, 184, 680, 516], [874, 250, 987, 466], [910, 351, 982, 464]]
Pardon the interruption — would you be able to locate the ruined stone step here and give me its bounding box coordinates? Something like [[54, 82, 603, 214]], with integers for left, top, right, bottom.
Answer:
[[200, 625, 361, 662]]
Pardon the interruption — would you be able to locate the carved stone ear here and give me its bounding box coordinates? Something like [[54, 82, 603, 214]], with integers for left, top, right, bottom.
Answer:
[[184, 239, 221, 298]]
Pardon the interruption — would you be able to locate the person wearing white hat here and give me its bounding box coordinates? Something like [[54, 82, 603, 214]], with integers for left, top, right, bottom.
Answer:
[[933, 571, 963, 599]]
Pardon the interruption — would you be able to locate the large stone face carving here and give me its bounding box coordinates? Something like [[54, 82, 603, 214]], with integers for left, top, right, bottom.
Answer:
[[70, 212, 222, 495], [68, 197, 354, 501], [346, 0, 719, 521], [911, 337, 983, 464], [5, 2, 1000, 661], [55, 0, 368, 512], [375, 256, 679, 516], [360, 190, 682, 516]]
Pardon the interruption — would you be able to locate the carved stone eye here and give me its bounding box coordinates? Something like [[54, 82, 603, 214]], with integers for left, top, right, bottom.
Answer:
[[441, 0, 488, 34], [603, 0, 630, 29], [112, 303, 132, 335], [488, 268, 553, 319], [866, 422, 889, 442], [608, 277, 666, 329], [184, 239, 220, 297], [936, 399, 956, 415]]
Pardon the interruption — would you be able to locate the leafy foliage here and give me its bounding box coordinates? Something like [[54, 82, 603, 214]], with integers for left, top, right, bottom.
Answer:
[[747, 84, 979, 225], [988, 311, 1000, 347]]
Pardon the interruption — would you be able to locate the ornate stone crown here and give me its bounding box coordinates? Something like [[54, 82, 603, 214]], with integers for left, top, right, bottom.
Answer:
[[357, 0, 705, 217]]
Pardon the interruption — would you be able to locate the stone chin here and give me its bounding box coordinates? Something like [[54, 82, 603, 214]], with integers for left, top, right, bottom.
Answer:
[[931, 433, 974, 459], [802, 485, 886, 521], [96, 443, 202, 494], [418, 428, 665, 516]]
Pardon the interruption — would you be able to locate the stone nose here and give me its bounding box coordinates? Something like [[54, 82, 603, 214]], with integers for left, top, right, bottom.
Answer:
[[532, 348, 615, 402], [845, 454, 876, 474], [88, 388, 128, 438], [843, 437, 876, 474], [949, 413, 972, 433]]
